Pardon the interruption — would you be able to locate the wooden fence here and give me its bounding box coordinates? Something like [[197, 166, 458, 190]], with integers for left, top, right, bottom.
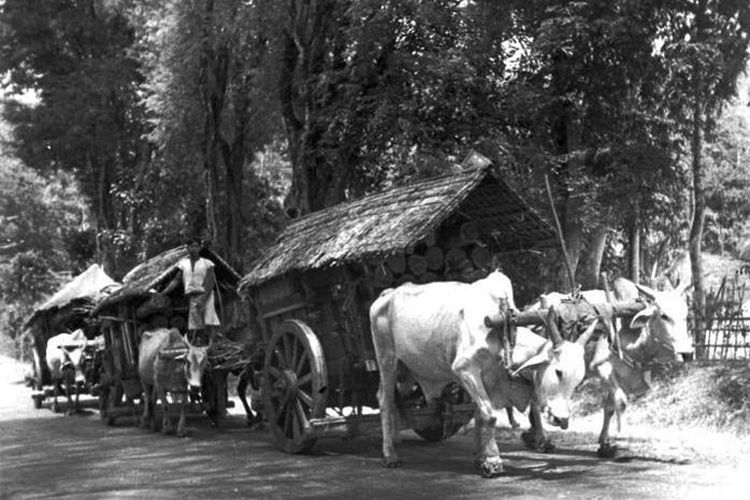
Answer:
[[691, 275, 750, 360]]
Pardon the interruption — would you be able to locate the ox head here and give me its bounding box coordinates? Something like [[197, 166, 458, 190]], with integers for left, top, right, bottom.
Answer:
[[627, 281, 693, 362], [177, 336, 210, 389], [61, 329, 88, 385], [512, 308, 597, 429]]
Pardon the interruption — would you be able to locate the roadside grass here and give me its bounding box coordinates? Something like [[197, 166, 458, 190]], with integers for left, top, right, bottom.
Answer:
[[573, 360, 750, 435]]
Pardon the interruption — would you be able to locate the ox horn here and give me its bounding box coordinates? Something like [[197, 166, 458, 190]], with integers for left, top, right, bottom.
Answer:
[[545, 307, 564, 348], [576, 319, 598, 346], [635, 283, 657, 301]]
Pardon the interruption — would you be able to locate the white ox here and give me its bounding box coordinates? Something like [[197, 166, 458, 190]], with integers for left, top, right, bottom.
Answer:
[[369, 272, 594, 477], [138, 328, 209, 437], [45, 329, 88, 415], [526, 278, 693, 457]]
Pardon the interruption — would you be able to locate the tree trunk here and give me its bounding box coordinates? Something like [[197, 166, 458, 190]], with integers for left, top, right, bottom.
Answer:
[[200, 0, 230, 252], [580, 226, 609, 289], [628, 207, 641, 284], [91, 150, 116, 276], [279, 11, 307, 218], [689, 96, 707, 358]]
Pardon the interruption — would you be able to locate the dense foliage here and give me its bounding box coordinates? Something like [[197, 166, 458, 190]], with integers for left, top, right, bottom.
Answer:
[[1, 1, 749, 351]]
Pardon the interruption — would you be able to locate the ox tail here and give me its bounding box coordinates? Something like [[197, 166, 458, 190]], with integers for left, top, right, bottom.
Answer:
[[369, 288, 397, 376]]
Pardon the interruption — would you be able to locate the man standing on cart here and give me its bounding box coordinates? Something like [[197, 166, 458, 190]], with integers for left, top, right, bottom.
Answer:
[[163, 237, 220, 344]]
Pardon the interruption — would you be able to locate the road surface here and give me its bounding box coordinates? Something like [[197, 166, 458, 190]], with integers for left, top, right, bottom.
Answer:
[[0, 356, 745, 499]]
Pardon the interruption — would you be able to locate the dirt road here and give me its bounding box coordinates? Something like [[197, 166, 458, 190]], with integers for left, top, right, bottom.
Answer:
[[0, 356, 746, 499]]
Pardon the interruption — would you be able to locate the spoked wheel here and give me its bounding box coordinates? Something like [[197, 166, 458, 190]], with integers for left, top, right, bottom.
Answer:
[[263, 320, 328, 454], [411, 382, 472, 442]]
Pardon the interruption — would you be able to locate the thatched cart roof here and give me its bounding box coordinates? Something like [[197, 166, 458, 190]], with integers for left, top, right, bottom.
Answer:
[[92, 245, 241, 314], [26, 264, 118, 327], [240, 165, 555, 289]]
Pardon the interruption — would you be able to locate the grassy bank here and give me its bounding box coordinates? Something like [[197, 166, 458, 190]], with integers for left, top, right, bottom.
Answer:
[[572, 360, 750, 435]]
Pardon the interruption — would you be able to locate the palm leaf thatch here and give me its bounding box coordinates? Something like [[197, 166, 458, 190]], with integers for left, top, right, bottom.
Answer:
[[25, 264, 118, 328], [240, 165, 554, 289]]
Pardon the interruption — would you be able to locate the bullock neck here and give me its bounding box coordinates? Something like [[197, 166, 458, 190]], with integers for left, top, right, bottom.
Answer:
[[613, 324, 671, 367], [612, 328, 653, 368]]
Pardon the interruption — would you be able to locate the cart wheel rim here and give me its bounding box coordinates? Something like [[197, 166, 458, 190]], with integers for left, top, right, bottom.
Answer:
[[263, 319, 327, 453]]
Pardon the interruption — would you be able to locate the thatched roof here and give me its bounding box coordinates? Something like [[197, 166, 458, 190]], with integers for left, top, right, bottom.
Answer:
[[26, 264, 118, 327], [93, 245, 242, 314], [240, 165, 555, 289]]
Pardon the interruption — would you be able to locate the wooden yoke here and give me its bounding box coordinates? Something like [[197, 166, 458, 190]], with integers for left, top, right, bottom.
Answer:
[[157, 347, 189, 360], [484, 300, 646, 331]]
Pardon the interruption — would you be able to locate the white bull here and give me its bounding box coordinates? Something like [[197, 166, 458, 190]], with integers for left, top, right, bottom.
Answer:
[[45, 329, 88, 415], [525, 278, 694, 457], [593, 278, 693, 457], [138, 328, 209, 437], [369, 271, 595, 477]]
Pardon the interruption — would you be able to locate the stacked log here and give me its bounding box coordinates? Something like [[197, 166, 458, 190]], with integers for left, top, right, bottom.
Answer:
[[135, 294, 171, 319], [370, 221, 493, 290]]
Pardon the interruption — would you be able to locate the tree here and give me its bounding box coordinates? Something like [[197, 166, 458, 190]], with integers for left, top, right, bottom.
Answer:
[[275, 0, 511, 216], [0, 104, 88, 356], [138, 0, 282, 267], [500, 0, 684, 288], [0, 0, 147, 276], [660, 0, 750, 347], [703, 83, 750, 255]]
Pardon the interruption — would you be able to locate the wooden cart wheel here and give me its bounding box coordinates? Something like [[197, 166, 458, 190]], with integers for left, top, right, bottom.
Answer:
[[412, 382, 471, 442], [263, 320, 328, 454]]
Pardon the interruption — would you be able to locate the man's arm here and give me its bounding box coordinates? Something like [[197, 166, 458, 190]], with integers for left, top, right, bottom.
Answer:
[[161, 269, 183, 295]]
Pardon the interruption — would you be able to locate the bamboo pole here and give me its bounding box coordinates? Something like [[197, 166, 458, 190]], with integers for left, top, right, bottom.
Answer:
[[545, 173, 576, 292]]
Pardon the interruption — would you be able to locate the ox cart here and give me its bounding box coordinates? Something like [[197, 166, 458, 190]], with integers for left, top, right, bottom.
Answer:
[[24, 264, 118, 410], [239, 162, 564, 454], [91, 245, 254, 426]]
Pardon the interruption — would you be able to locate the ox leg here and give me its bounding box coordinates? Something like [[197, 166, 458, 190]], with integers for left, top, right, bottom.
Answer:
[[598, 390, 617, 458], [73, 382, 81, 415], [473, 408, 502, 478], [140, 383, 153, 430], [236, 370, 260, 427], [506, 407, 519, 429], [452, 358, 502, 477], [597, 387, 627, 458], [176, 394, 188, 438], [159, 388, 175, 435], [52, 381, 61, 413], [521, 403, 555, 453], [64, 375, 75, 416]]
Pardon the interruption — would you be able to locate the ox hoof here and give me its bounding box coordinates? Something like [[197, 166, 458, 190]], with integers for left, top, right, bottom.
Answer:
[[597, 443, 618, 459], [162, 424, 175, 435], [381, 457, 401, 469], [521, 430, 556, 453], [176, 428, 189, 438], [475, 458, 503, 478]]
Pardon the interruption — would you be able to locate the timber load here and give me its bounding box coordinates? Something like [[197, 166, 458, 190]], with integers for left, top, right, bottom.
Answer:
[[208, 338, 264, 372]]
